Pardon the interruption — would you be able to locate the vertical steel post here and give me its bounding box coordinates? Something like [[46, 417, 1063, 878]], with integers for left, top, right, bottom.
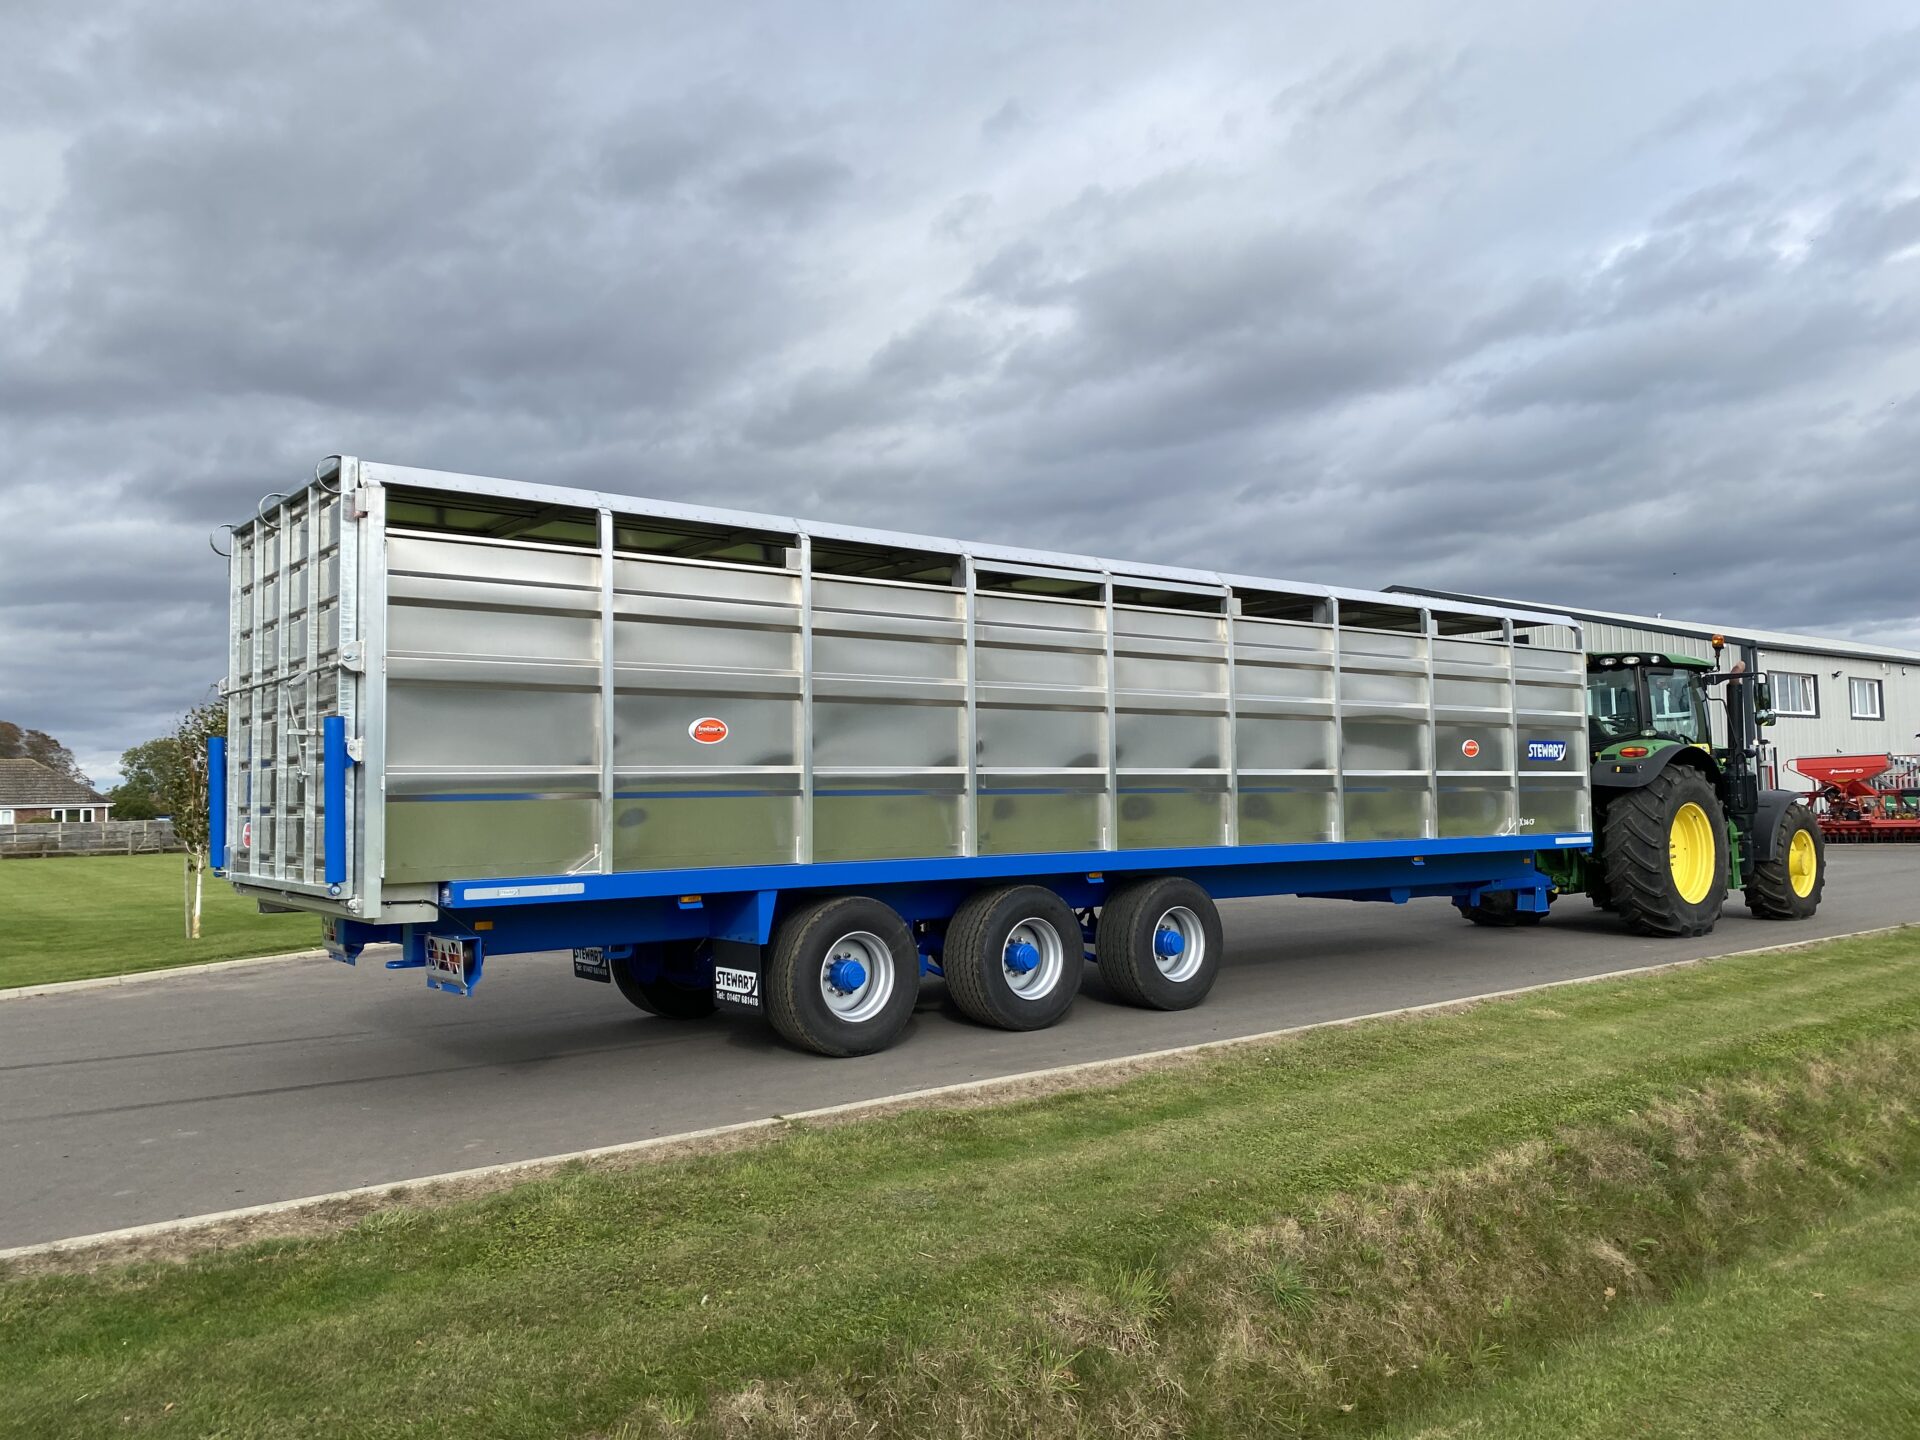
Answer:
[[961, 554, 978, 857], [599, 508, 616, 873], [1329, 596, 1345, 843], [1222, 592, 1239, 846], [1421, 606, 1438, 840], [273, 495, 295, 879], [302, 487, 323, 882], [1102, 573, 1118, 849], [355, 470, 388, 918], [798, 534, 815, 865], [1504, 617, 1522, 835]]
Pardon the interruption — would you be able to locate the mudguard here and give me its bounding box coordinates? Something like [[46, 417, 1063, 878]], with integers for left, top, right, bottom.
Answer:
[[1749, 789, 1802, 865], [1590, 741, 1716, 791]]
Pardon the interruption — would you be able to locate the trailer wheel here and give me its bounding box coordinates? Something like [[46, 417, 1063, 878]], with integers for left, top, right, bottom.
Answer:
[[1600, 765, 1728, 937], [1744, 803, 1826, 920], [611, 942, 716, 1019], [1095, 878, 1222, 1010], [1458, 889, 1545, 927], [764, 896, 920, 1057], [944, 885, 1085, 1031]]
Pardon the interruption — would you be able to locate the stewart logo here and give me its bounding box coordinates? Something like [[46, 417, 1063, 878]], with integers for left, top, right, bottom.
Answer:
[[1526, 740, 1570, 763], [1460, 738, 1481, 759], [688, 717, 729, 744]]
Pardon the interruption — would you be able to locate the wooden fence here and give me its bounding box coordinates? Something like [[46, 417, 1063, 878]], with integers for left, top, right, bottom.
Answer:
[[0, 819, 184, 858]]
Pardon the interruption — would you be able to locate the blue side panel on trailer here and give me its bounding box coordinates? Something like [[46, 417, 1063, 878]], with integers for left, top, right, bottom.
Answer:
[[323, 831, 1588, 973]]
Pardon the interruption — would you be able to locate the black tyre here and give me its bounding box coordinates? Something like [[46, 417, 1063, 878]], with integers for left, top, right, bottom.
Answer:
[[1600, 765, 1728, 937], [1095, 877, 1223, 1010], [611, 941, 716, 1019], [1458, 889, 1545, 927], [764, 896, 920, 1057], [944, 884, 1085, 1031], [1745, 803, 1826, 920]]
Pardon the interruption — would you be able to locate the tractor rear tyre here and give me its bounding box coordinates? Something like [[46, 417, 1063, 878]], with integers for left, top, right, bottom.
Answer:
[[1600, 766, 1728, 938], [1745, 803, 1826, 920], [1459, 889, 1545, 927]]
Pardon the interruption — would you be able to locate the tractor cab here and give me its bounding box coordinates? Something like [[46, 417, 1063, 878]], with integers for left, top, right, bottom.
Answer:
[[1585, 652, 1714, 753]]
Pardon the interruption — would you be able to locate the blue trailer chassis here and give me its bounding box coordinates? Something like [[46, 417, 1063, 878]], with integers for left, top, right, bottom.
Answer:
[[308, 832, 1586, 997]]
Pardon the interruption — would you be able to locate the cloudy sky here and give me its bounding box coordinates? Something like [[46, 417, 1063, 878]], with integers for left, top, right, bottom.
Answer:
[[3, 2, 1917, 783]]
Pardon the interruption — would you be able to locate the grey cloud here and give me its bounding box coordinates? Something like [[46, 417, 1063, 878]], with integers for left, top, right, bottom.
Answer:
[[1654, 25, 1920, 153], [981, 99, 1030, 142], [721, 152, 854, 223]]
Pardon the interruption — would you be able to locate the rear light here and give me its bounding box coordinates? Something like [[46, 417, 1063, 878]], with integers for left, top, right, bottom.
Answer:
[[1620, 745, 1650, 758]]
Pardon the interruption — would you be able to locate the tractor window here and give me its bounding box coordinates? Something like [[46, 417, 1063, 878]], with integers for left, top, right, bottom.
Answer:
[[1587, 673, 1641, 744], [1646, 670, 1707, 743]]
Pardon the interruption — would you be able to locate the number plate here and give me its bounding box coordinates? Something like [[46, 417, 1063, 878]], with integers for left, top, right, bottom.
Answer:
[[572, 947, 612, 983]]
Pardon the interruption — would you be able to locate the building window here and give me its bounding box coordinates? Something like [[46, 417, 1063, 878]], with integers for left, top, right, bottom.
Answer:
[[1850, 677, 1884, 720], [49, 808, 97, 822], [1770, 671, 1818, 717], [0, 809, 13, 825]]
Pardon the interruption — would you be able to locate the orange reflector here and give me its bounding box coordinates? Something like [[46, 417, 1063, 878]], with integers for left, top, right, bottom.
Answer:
[[1621, 746, 1650, 758], [473, 920, 493, 931]]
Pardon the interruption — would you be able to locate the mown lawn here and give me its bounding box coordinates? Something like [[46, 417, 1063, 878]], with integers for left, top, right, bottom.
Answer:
[[2, 927, 1917, 1439], [0, 854, 313, 988]]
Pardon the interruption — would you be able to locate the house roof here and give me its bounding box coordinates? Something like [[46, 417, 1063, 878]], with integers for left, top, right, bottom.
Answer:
[[0, 758, 111, 808]]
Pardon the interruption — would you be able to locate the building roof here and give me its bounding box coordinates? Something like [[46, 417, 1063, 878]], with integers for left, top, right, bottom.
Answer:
[[1386, 587, 1920, 668], [0, 758, 111, 808]]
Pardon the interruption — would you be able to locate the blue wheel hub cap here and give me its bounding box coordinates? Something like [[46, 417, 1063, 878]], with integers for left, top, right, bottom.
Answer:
[[1154, 927, 1185, 959], [1004, 939, 1041, 975], [826, 957, 868, 993]]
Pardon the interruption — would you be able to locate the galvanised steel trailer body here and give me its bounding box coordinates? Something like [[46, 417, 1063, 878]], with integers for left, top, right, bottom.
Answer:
[[212, 457, 1592, 1054]]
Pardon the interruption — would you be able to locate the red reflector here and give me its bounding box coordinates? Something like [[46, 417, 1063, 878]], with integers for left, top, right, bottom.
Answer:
[[1620, 746, 1650, 758]]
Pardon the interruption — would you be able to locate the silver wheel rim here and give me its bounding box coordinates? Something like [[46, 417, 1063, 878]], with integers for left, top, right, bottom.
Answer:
[[1152, 906, 1205, 984], [819, 931, 895, 1023], [1002, 917, 1065, 1001]]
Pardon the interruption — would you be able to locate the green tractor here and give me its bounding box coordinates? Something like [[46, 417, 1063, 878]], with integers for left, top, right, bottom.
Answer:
[[1474, 638, 1826, 935]]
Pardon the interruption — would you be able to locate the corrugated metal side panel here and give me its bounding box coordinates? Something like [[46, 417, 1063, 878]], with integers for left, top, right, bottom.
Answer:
[[366, 518, 1590, 882], [1760, 648, 1920, 775]]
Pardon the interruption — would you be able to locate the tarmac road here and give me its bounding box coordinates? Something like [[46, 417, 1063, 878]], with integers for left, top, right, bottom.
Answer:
[[3, 846, 1917, 1249]]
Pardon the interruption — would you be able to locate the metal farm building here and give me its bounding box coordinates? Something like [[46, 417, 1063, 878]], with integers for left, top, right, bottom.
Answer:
[[1392, 590, 1920, 789]]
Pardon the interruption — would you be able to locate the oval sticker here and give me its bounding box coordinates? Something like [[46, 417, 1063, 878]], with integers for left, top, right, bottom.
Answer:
[[1460, 738, 1481, 759], [688, 717, 729, 745], [240, 820, 253, 848]]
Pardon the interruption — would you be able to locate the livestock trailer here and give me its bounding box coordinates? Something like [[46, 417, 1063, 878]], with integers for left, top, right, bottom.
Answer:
[[213, 458, 1592, 1054]]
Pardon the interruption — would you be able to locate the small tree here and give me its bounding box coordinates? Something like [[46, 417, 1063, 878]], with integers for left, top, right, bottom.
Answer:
[[109, 736, 179, 820], [165, 700, 227, 940], [0, 721, 90, 785]]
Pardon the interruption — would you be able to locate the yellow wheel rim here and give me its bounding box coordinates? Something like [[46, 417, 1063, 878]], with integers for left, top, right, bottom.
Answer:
[[1668, 802, 1716, 905], [1788, 827, 1818, 898]]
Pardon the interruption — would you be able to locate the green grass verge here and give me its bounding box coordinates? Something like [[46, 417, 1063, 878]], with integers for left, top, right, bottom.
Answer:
[[0, 854, 311, 988], [1374, 1183, 1920, 1440], [2, 928, 1917, 1439]]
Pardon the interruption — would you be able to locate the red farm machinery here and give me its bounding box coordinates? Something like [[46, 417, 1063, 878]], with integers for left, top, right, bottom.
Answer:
[[1792, 754, 1920, 842]]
